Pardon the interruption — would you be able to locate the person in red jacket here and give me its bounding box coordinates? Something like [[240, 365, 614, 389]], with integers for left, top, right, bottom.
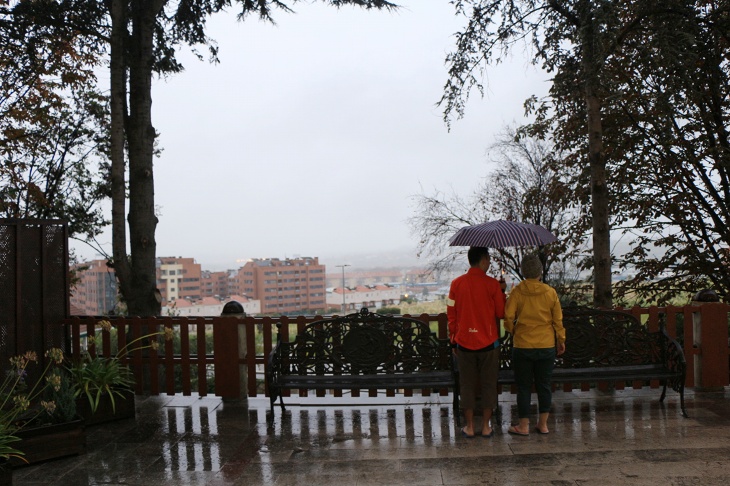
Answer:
[[447, 246, 506, 438]]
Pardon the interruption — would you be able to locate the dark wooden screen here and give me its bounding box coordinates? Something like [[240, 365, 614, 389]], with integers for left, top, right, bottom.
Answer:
[[0, 219, 69, 382]]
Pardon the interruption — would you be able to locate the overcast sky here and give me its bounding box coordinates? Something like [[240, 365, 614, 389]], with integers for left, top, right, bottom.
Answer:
[[71, 2, 549, 271]]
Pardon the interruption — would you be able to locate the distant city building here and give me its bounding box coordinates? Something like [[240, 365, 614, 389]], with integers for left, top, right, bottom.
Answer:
[[73, 256, 445, 317], [161, 295, 260, 316], [236, 257, 326, 314], [157, 257, 202, 304], [200, 270, 236, 299], [325, 268, 436, 288], [70, 259, 118, 315], [326, 284, 400, 312]]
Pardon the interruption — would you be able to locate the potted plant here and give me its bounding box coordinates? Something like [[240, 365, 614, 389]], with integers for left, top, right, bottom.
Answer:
[[0, 348, 84, 471], [68, 319, 173, 425], [12, 367, 85, 467], [69, 350, 136, 425]]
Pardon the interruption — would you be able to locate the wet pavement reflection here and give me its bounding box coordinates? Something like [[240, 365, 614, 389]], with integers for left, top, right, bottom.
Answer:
[[14, 387, 730, 485]]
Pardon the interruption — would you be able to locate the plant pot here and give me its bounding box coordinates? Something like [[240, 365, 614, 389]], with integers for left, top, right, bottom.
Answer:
[[76, 389, 136, 426], [11, 418, 85, 467]]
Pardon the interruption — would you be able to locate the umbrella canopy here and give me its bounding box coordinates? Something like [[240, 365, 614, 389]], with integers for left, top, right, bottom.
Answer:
[[448, 220, 557, 248]]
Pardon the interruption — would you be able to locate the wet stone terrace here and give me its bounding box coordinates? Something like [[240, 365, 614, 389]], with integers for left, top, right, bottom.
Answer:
[[14, 387, 730, 485]]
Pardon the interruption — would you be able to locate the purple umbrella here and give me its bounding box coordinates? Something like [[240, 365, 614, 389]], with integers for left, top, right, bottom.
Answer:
[[448, 220, 557, 248]]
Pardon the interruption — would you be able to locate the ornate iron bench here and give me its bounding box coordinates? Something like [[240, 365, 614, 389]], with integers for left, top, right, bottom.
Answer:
[[498, 306, 688, 417], [267, 308, 459, 422]]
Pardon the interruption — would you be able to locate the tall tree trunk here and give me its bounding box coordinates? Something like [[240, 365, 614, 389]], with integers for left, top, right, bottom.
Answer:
[[125, 0, 164, 316], [109, 0, 132, 305], [581, 13, 612, 308]]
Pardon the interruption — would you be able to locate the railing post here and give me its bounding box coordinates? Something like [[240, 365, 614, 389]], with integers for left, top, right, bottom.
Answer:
[[691, 292, 729, 391], [220, 301, 247, 400]]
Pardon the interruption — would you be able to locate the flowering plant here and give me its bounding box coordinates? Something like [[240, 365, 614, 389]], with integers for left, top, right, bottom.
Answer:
[[68, 320, 174, 414], [0, 348, 65, 461]]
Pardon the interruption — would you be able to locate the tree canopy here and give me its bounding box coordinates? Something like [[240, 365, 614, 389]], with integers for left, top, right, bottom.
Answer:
[[1, 0, 110, 240], [442, 0, 730, 304]]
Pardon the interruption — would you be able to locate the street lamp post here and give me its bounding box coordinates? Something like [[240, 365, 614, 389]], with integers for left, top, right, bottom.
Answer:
[[336, 264, 350, 315]]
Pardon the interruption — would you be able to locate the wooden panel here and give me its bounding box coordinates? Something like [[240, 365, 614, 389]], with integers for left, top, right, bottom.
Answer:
[[180, 318, 192, 395], [245, 317, 257, 398], [195, 317, 207, 396], [148, 320, 160, 395], [213, 316, 240, 398], [163, 318, 176, 395]]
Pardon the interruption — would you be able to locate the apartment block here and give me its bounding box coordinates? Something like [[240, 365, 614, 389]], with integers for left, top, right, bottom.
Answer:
[[157, 257, 202, 304], [70, 259, 118, 315], [200, 270, 235, 299], [236, 257, 326, 314]]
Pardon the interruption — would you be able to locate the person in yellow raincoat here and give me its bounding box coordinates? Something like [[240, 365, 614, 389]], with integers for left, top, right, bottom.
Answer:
[[504, 253, 565, 436]]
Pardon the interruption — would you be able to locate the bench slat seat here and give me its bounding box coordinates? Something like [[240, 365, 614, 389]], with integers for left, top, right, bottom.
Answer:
[[500, 365, 678, 384], [280, 371, 457, 390]]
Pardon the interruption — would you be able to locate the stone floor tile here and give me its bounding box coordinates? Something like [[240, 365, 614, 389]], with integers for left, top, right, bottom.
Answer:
[[355, 467, 445, 485], [13, 388, 730, 485]]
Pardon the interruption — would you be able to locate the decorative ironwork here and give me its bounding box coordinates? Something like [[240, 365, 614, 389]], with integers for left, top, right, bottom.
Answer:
[[557, 307, 664, 368], [267, 308, 457, 419], [274, 308, 450, 376], [559, 318, 598, 366]]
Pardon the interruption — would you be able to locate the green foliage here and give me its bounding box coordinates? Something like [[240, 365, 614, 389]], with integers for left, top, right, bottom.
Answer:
[[440, 1, 730, 305], [376, 306, 401, 315], [601, 4, 730, 303], [42, 370, 77, 424], [68, 320, 173, 413], [0, 1, 111, 241], [398, 300, 447, 315], [68, 355, 135, 415], [0, 348, 65, 460]]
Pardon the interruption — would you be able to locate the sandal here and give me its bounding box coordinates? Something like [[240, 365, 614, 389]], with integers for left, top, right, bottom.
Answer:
[[507, 425, 529, 436]]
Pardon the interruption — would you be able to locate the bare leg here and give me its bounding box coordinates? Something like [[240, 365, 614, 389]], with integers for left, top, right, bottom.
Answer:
[[536, 412, 549, 433], [463, 409, 475, 436], [481, 409, 493, 436]]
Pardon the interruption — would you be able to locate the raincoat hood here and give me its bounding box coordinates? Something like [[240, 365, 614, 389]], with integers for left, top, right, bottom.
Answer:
[[512, 278, 551, 297]]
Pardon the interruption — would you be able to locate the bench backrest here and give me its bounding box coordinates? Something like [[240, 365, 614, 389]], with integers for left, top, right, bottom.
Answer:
[[276, 308, 451, 375], [500, 306, 665, 370]]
